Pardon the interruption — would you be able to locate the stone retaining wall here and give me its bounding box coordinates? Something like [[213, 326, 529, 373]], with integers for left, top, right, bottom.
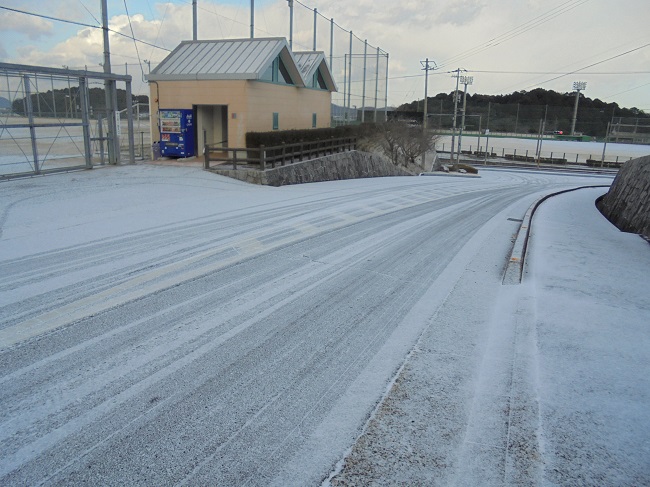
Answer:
[[598, 155, 650, 238], [210, 150, 412, 186]]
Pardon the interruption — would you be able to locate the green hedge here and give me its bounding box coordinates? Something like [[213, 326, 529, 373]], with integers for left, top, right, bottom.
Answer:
[[245, 124, 374, 148]]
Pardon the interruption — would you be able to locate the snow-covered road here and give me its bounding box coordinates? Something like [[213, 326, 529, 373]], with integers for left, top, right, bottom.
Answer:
[[0, 166, 617, 485]]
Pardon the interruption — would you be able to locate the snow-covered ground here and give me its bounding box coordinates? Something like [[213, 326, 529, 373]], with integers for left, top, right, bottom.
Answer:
[[328, 187, 650, 486], [436, 135, 650, 164], [0, 164, 647, 485]]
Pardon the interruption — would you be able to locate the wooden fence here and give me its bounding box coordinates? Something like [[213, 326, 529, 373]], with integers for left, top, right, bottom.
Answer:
[[204, 137, 357, 171]]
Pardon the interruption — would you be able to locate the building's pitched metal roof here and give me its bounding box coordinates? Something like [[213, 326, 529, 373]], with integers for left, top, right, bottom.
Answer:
[[293, 51, 337, 92], [147, 38, 337, 92], [147, 37, 304, 86]]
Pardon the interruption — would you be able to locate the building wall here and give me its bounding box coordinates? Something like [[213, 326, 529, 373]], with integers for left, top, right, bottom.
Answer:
[[149, 79, 248, 148], [149, 79, 332, 151], [245, 82, 332, 136]]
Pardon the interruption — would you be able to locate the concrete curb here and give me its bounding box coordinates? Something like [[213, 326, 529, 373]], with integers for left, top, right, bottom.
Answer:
[[502, 185, 611, 285], [419, 172, 481, 178]]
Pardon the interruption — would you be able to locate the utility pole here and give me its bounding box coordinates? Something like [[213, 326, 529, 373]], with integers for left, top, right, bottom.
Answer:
[[449, 68, 465, 166], [101, 0, 119, 164], [420, 58, 437, 131], [571, 81, 587, 136], [456, 75, 473, 164]]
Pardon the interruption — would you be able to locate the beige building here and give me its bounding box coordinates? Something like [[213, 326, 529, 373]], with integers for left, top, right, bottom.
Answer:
[[147, 37, 337, 155]]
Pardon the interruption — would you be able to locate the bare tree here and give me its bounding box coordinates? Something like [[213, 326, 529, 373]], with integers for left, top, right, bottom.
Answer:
[[372, 121, 438, 169]]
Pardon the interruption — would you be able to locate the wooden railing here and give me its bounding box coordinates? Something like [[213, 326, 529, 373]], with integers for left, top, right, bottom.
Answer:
[[204, 137, 357, 171]]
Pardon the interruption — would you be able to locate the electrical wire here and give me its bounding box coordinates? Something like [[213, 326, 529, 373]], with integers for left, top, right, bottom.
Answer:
[[606, 82, 650, 99], [122, 0, 145, 81], [0, 6, 170, 52], [524, 42, 650, 89], [437, 0, 591, 69], [77, 0, 101, 25]]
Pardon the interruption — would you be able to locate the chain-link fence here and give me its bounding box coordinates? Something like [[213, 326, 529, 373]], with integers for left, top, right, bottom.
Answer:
[[289, 1, 388, 126], [1, 63, 139, 179], [398, 99, 650, 141]]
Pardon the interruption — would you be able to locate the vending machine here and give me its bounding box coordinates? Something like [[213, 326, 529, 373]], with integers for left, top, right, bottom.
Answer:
[[159, 109, 195, 158]]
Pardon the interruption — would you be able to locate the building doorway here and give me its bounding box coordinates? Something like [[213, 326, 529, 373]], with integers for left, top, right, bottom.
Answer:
[[195, 105, 228, 156]]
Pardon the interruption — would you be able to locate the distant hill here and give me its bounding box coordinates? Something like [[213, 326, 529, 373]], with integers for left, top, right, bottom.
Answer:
[[0, 97, 11, 109], [10, 89, 148, 117], [397, 88, 649, 137]]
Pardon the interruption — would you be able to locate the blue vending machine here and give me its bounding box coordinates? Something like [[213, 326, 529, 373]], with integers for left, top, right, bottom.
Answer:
[[159, 109, 195, 158]]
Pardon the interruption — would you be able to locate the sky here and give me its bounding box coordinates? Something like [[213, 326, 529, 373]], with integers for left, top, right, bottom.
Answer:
[[0, 0, 649, 112]]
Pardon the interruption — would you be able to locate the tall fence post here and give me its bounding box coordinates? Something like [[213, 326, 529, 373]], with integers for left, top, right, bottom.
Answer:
[[78, 76, 93, 168], [361, 39, 367, 123], [233, 150, 238, 170], [23, 74, 40, 174], [204, 144, 210, 169], [260, 145, 266, 170], [125, 80, 135, 164]]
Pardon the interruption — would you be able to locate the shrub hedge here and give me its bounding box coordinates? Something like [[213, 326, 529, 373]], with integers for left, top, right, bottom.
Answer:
[[245, 124, 375, 148]]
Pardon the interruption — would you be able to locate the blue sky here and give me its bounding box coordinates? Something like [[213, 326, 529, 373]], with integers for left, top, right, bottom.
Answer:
[[1, 0, 649, 111]]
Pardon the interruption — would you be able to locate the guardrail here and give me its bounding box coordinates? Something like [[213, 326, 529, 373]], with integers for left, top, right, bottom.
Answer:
[[204, 137, 357, 171]]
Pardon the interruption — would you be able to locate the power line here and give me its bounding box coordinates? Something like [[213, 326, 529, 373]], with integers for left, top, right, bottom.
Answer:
[[0, 6, 170, 53], [437, 0, 591, 69], [123, 0, 145, 81], [525, 42, 650, 89], [77, 0, 101, 25], [606, 82, 650, 99], [469, 70, 650, 75]]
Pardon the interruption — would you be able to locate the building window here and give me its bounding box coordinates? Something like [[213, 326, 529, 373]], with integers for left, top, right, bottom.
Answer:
[[273, 112, 279, 130], [261, 56, 295, 86], [312, 69, 327, 90], [312, 113, 317, 128]]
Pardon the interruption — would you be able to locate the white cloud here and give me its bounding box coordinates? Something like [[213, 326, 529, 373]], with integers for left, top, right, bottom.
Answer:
[[2, 0, 649, 109], [0, 10, 53, 39]]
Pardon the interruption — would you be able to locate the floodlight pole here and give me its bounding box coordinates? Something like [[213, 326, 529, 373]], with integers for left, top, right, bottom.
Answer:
[[449, 68, 464, 166], [456, 75, 473, 164], [570, 81, 587, 136]]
